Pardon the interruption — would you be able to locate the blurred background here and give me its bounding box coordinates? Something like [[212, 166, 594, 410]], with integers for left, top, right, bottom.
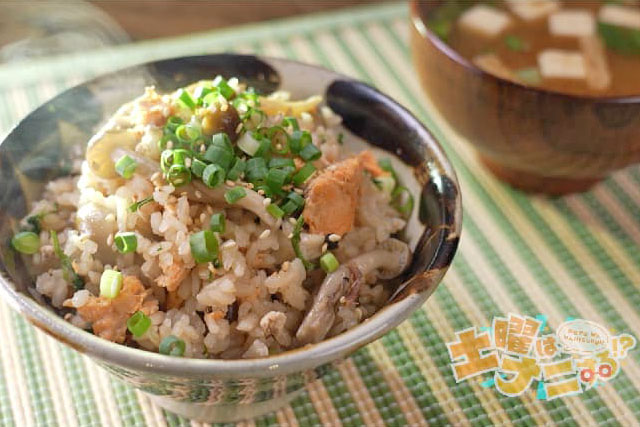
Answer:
[[0, 1, 379, 65]]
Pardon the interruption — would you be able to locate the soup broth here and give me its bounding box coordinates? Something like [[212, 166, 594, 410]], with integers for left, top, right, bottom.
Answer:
[[422, 1, 640, 96]]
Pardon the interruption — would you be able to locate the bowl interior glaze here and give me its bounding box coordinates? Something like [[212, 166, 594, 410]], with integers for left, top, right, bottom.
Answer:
[[0, 54, 460, 389]]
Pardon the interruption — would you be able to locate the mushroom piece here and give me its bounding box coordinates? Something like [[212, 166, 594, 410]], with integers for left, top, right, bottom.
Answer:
[[258, 95, 322, 116], [183, 181, 281, 229], [76, 202, 118, 265], [86, 129, 141, 179], [295, 238, 410, 345]]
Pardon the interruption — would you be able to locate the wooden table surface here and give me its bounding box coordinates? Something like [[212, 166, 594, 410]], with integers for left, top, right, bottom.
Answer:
[[92, 1, 380, 41]]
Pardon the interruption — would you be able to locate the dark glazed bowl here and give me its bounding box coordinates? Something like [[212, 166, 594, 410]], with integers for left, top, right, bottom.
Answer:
[[0, 54, 461, 422], [410, 0, 640, 194]]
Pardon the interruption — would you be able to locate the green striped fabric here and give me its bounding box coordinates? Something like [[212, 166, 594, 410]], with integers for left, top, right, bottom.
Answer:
[[1, 3, 640, 425]]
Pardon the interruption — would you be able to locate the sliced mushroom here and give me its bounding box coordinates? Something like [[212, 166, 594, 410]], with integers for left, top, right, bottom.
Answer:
[[296, 238, 410, 344], [76, 202, 118, 264], [184, 181, 281, 229]]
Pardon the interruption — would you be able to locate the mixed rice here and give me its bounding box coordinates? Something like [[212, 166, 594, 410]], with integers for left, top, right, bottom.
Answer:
[[11, 77, 413, 359]]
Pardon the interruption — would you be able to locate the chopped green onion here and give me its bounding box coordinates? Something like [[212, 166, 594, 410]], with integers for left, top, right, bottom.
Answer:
[[160, 149, 190, 173], [299, 143, 321, 162], [26, 212, 46, 234], [291, 216, 315, 270], [337, 133, 344, 145], [209, 213, 226, 233], [202, 163, 226, 188], [226, 158, 246, 180], [11, 231, 40, 254], [212, 76, 235, 100], [202, 91, 224, 107], [159, 335, 186, 356], [100, 269, 123, 299], [320, 252, 340, 273], [266, 168, 289, 193], [246, 158, 268, 182], [175, 124, 200, 145], [193, 85, 213, 103], [128, 196, 153, 212], [289, 130, 311, 154], [127, 311, 151, 338], [515, 67, 542, 85], [237, 132, 261, 156], [292, 163, 316, 186], [204, 143, 234, 170], [165, 116, 184, 132], [211, 133, 233, 151], [243, 108, 265, 131], [191, 158, 207, 178], [177, 89, 196, 110], [253, 184, 273, 199], [377, 158, 397, 180], [189, 230, 219, 263], [167, 164, 192, 187], [282, 192, 305, 215], [224, 187, 247, 204], [269, 157, 295, 169], [254, 138, 272, 158], [374, 175, 396, 195], [282, 116, 299, 131], [268, 126, 290, 154], [51, 230, 84, 290], [391, 186, 414, 217], [266, 203, 284, 219], [598, 22, 640, 55], [114, 155, 137, 179], [114, 232, 137, 254]]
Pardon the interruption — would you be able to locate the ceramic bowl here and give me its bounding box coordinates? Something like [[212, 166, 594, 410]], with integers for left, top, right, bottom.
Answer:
[[410, 0, 640, 195], [0, 54, 461, 422]]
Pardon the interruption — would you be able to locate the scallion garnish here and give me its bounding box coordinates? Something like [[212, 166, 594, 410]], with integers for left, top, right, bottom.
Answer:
[[212, 76, 235, 100], [268, 126, 290, 154], [167, 164, 192, 187], [202, 163, 226, 188], [159, 335, 186, 356], [114, 232, 137, 254], [191, 158, 207, 178], [100, 269, 123, 299], [204, 141, 234, 170], [391, 186, 414, 217], [51, 230, 84, 290], [11, 231, 40, 254], [374, 175, 396, 195], [237, 132, 261, 156], [320, 252, 340, 273], [189, 230, 219, 263], [128, 196, 153, 212], [127, 311, 151, 338], [299, 143, 321, 162], [292, 163, 315, 186], [115, 154, 137, 179], [289, 130, 312, 155], [224, 187, 247, 204], [243, 108, 265, 131], [282, 116, 300, 131], [246, 157, 268, 182], [226, 158, 246, 181], [209, 212, 226, 233], [269, 158, 295, 169], [177, 89, 196, 110], [254, 138, 272, 158], [175, 124, 200, 145], [266, 168, 289, 193], [266, 203, 284, 219], [165, 116, 184, 133]]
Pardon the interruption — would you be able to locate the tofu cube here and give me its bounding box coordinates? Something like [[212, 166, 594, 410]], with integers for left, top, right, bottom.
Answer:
[[458, 5, 512, 38], [538, 50, 587, 79], [599, 4, 640, 30], [549, 9, 596, 37], [506, 0, 560, 21]]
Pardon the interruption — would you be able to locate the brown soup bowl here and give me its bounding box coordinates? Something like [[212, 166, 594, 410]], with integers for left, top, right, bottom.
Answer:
[[410, 0, 640, 195]]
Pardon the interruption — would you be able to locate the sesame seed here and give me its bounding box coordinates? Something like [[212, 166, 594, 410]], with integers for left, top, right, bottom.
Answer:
[[220, 104, 228, 112], [195, 190, 202, 199], [257, 189, 265, 196], [185, 158, 192, 167], [166, 140, 174, 149], [321, 243, 328, 253], [282, 261, 290, 272], [328, 234, 341, 242], [235, 123, 243, 133], [247, 183, 255, 189], [288, 218, 297, 225], [208, 263, 216, 273], [107, 233, 114, 246], [293, 188, 303, 194], [199, 213, 206, 222], [151, 172, 160, 181], [287, 233, 293, 239], [225, 180, 236, 187], [263, 198, 272, 206], [259, 229, 271, 239], [200, 144, 206, 153], [339, 296, 346, 304]]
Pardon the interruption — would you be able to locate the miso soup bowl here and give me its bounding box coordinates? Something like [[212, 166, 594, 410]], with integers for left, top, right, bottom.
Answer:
[[411, 0, 640, 195], [0, 54, 461, 422]]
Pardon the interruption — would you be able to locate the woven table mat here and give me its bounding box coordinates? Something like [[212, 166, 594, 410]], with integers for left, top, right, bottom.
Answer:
[[1, 3, 640, 426]]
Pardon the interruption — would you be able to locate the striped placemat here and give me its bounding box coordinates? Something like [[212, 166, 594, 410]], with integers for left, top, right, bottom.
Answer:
[[2, 3, 640, 426]]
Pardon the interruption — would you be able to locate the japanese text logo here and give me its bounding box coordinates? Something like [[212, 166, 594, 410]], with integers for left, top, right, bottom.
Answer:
[[446, 314, 636, 400]]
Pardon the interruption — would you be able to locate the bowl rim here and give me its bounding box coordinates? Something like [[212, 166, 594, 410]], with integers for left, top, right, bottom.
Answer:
[[409, 0, 640, 104], [0, 54, 461, 378]]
